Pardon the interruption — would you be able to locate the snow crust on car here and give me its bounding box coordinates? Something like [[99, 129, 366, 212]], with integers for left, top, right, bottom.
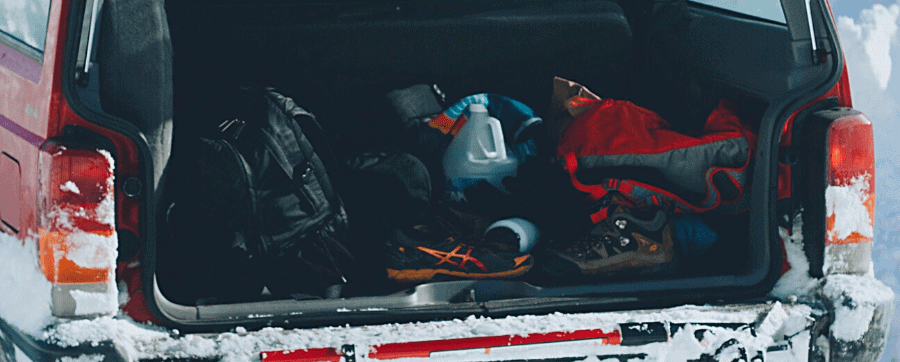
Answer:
[[771, 213, 820, 299], [771, 173, 880, 299], [35, 303, 815, 362], [40, 149, 119, 316], [826, 174, 874, 242], [62, 232, 117, 270], [59, 181, 81, 194], [824, 174, 875, 274], [822, 274, 894, 341], [70, 288, 118, 316], [44, 150, 118, 270]]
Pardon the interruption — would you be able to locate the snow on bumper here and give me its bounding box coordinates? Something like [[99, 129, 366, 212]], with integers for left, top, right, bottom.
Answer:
[[0, 274, 884, 362], [36, 302, 822, 362], [819, 274, 894, 362]]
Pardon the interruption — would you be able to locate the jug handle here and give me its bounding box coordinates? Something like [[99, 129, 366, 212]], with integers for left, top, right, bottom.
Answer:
[[475, 118, 507, 160]]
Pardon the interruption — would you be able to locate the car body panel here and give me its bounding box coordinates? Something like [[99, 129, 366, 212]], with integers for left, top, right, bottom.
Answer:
[[0, 0, 61, 237]]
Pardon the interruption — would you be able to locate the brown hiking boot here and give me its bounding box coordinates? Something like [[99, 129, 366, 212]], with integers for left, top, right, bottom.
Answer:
[[542, 199, 676, 277]]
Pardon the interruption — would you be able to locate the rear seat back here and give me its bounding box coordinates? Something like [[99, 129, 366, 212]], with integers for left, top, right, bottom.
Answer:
[[167, 0, 632, 147]]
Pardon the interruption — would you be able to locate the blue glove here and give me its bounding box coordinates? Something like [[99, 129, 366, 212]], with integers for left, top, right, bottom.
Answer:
[[672, 215, 718, 259]]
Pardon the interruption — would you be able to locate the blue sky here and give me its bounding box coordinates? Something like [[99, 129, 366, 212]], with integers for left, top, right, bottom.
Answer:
[[832, 0, 896, 25], [832, 1, 900, 360]]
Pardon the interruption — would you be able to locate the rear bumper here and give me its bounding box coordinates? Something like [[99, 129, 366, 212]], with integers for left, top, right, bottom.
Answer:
[[2, 275, 892, 362], [0, 317, 125, 362], [819, 274, 895, 362]]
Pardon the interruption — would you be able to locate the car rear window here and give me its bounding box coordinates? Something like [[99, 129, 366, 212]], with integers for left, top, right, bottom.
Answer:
[[690, 0, 787, 23], [0, 0, 52, 52]]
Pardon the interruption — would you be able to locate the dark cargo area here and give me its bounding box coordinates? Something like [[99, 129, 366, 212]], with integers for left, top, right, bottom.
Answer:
[[131, 0, 798, 326], [168, 1, 636, 145]]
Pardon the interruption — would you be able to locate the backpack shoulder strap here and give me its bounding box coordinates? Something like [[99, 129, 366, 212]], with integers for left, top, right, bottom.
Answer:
[[255, 92, 310, 182], [257, 89, 346, 225]]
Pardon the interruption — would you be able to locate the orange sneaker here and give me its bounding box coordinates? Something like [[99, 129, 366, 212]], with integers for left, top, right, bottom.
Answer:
[[385, 214, 533, 283]]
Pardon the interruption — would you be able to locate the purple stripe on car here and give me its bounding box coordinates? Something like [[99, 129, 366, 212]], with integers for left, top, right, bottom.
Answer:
[[0, 114, 45, 147]]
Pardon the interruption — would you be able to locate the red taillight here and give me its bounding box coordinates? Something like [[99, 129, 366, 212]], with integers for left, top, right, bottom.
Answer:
[[37, 143, 116, 285], [826, 113, 875, 245], [42, 147, 114, 233], [47, 149, 111, 204], [828, 116, 875, 188]]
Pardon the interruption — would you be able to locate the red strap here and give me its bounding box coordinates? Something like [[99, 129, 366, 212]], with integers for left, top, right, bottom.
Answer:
[[590, 207, 610, 224], [564, 153, 609, 202]]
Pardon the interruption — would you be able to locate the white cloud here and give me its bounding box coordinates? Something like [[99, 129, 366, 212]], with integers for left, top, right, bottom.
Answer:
[[837, 5, 900, 174], [839, 4, 900, 90]]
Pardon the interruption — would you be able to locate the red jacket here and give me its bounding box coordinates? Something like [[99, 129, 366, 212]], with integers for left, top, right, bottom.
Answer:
[[557, 98, 757, 213]]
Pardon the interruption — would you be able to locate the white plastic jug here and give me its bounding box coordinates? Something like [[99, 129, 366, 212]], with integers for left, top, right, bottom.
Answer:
[[443, 103, 517, 197]]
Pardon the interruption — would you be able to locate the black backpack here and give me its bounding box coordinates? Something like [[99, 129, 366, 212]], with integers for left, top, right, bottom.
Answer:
[[160, 87, 352, 303]]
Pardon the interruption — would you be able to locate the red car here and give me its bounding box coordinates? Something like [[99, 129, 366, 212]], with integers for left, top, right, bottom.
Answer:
[[0, 0, 893, 361]]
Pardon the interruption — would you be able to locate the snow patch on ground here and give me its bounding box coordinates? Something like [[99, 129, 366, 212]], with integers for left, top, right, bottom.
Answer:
[[826, 174, 874, 241], [821, 274, 894, 341], [0, 233, 54, 337], [771, 212, 821, 299]]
